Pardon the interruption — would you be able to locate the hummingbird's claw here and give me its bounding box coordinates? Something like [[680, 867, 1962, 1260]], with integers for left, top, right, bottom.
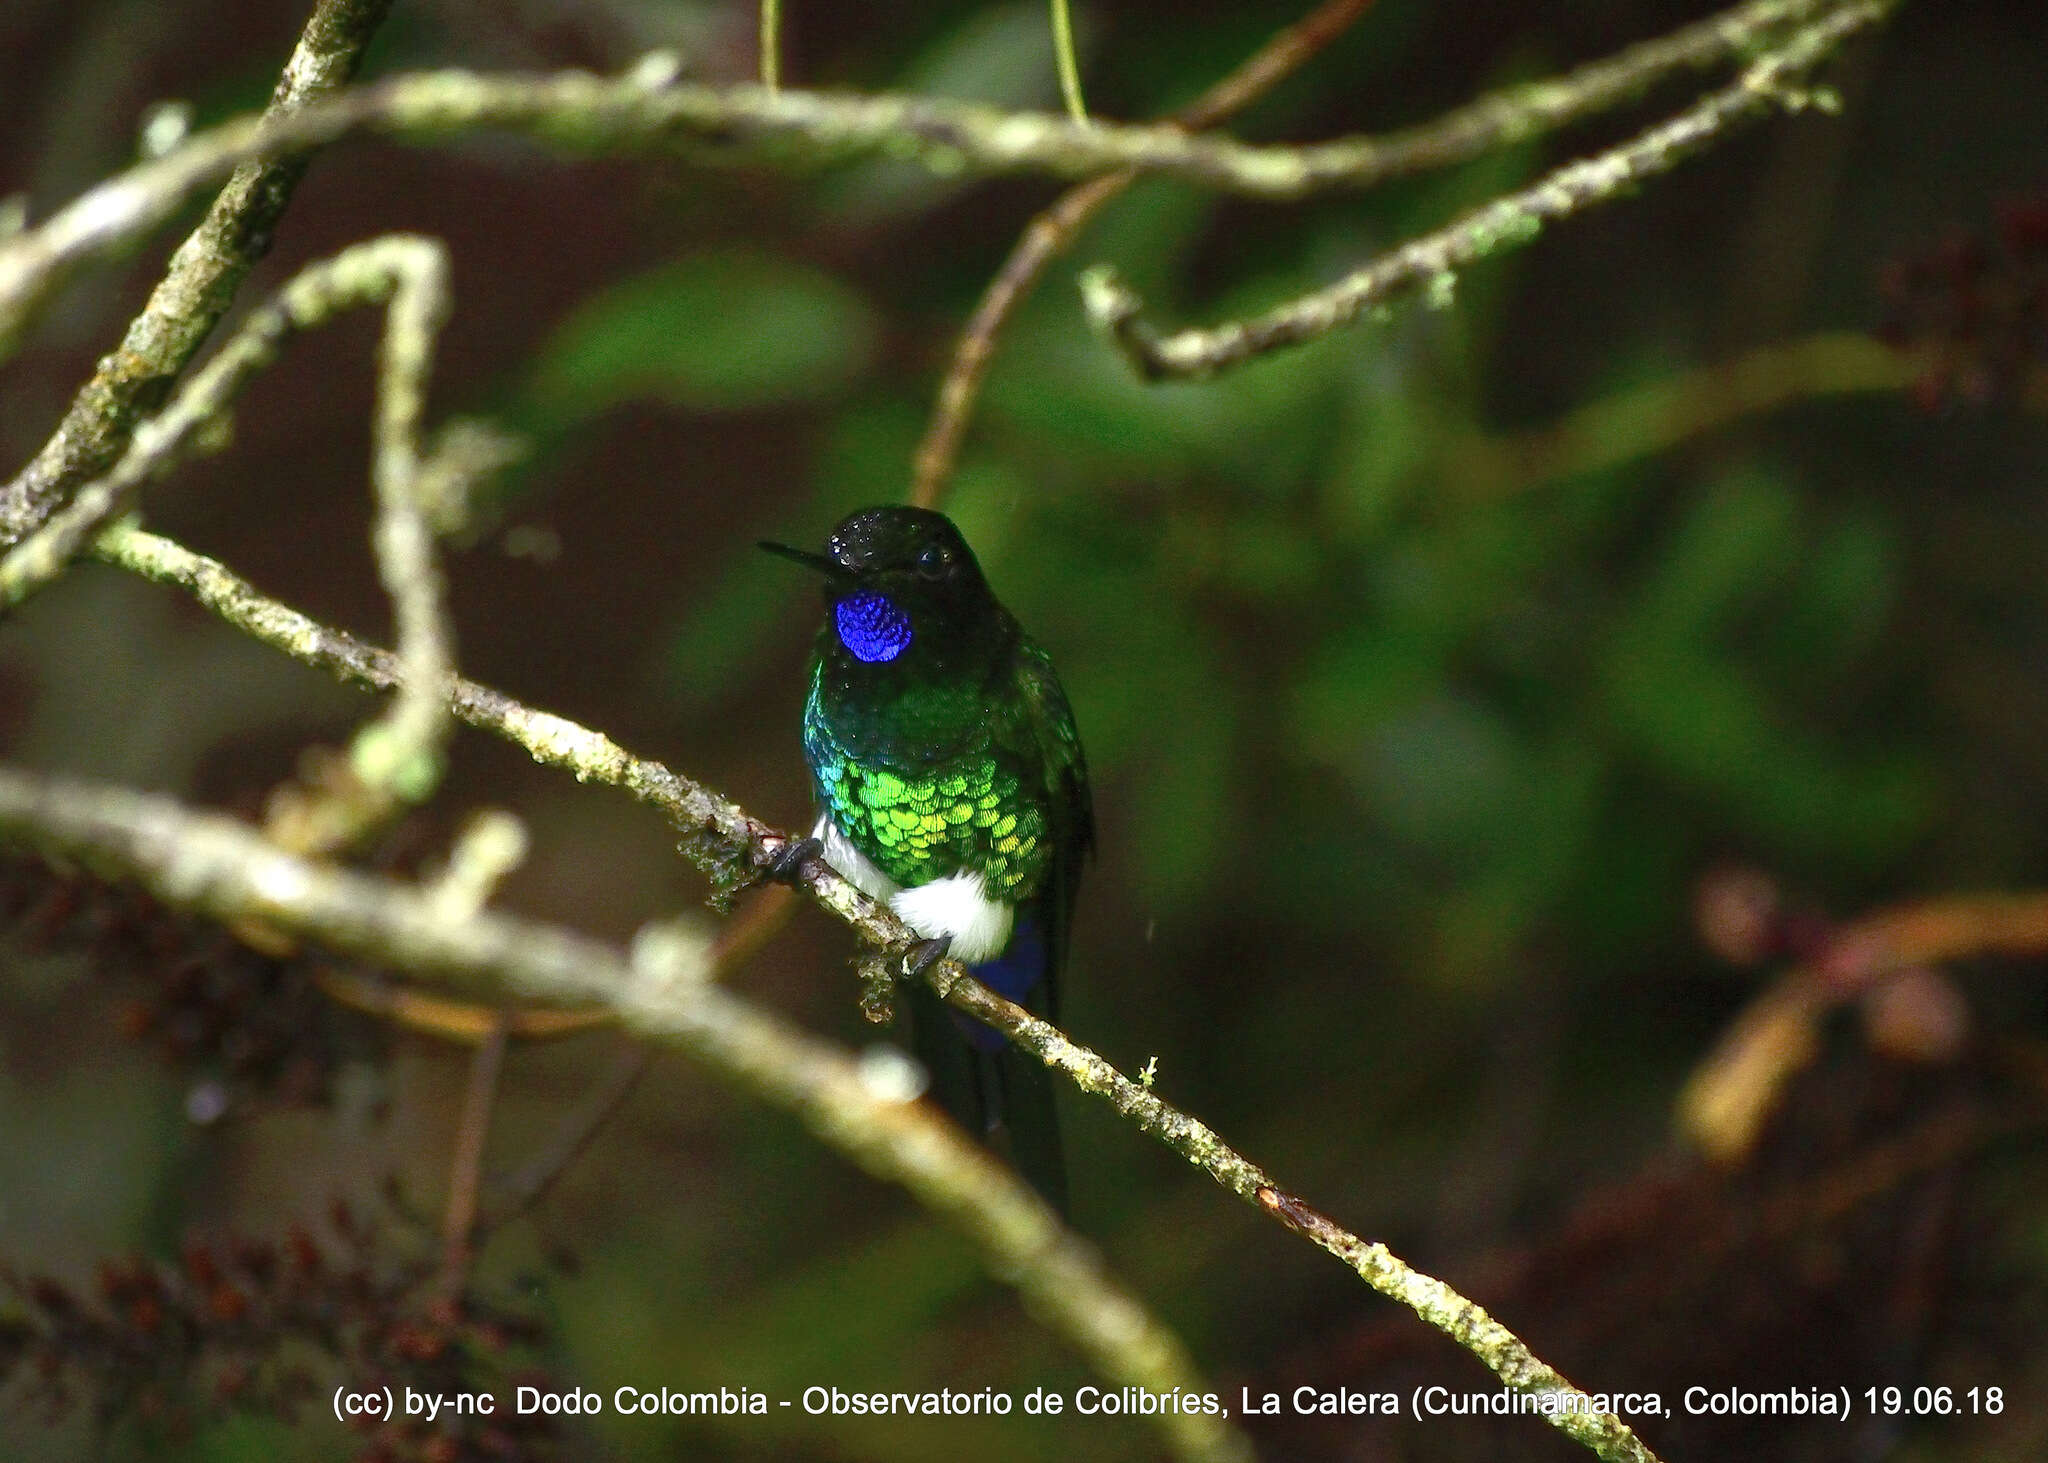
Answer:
[[902, 937, 952, 980], [764, 835, 823, 886]]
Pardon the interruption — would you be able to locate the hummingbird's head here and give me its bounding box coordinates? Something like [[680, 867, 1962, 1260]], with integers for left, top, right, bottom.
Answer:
[[760, 507, 1002, 667]]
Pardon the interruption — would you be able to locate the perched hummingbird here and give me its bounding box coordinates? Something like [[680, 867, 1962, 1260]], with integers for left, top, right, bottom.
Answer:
[[762, 506, 1092, 1213]]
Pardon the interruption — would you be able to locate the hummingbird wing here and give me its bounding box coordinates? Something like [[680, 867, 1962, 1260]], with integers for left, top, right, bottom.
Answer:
[[1002, 637, 1093, 1021], [979, 638, 1091, 1217]]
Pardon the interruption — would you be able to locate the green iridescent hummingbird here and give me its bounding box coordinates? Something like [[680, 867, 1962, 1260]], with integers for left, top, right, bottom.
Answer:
[[762, 506, 1091, 1212]]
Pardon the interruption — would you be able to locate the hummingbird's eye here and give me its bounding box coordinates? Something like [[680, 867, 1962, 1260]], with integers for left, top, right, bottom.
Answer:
[[915, 543, 951, 579]]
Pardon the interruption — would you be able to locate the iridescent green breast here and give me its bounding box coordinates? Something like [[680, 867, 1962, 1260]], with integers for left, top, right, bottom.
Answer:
[[803, 662, 1052, 899]]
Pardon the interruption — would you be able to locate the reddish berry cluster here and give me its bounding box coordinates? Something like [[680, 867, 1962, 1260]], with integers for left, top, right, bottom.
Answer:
[[1877, 197, 2048, 411], [1, 854, 355, 1112], [1, 1201, 559, 1462]]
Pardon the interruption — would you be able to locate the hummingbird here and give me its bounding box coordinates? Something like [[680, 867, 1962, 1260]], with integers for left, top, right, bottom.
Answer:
[[761, 506, 1092, 1213]]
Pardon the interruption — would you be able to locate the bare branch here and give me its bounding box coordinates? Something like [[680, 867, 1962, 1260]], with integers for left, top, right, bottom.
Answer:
[[1684, 889, 2048, 1160], [482, 1040, 651, 1229], [314, 964, 614, 1041], [911, 0, 1379, 507], [440, 1011, 510, 1297], [1082, 0, 1893, 379], [1050, 0, 1089, 125], [0, 0, 395, 550], [759, 0, 783, 94], [0, 766, 1253, 1463]]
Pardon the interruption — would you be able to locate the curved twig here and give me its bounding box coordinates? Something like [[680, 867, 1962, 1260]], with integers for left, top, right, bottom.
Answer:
[[2, 238, 462, 852], [1082, 0, 1892, 379], [1683, 890, 2048, 1160], [911, 0, 1379, 507], [0, 0, 395, 550]]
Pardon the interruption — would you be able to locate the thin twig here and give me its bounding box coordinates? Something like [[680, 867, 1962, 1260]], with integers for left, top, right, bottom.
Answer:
[[470, 889, 794, 1226], [911, 0, 1378, 507], [0, 766, 1254, 1463], [91, 523, 1666, 1463], [471, 888, 793, 1225], [1083, 0, 1892, 379], [482, 1041, 651, 1230], [357, 239, 457, 820], [759, 0, 782, 94], [440, 1010, 511, 1297], [0, 0, 1869, 361], [0, 0, 395, 550], [1050, 0, 1089, 125], [1445, 330, 1917, 495], [313, 964, 614, 1041], [1682, 888, 2048, 1159], [1, 239, 440, 611], [711, 881, 799, 972]]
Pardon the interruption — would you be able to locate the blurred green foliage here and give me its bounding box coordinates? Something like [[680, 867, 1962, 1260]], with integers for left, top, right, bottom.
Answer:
[[525, 248, 881, 421]]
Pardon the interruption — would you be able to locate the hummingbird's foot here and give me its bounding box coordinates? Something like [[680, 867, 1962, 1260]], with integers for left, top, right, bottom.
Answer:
[[902, 936, 953, 980], [763, 835, 824, 886]]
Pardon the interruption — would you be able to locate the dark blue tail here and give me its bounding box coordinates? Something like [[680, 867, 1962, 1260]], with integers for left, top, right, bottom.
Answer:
[[907, 916, 1067, 1215]]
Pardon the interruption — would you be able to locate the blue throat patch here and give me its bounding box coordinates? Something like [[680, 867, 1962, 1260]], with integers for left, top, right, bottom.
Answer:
[[835, 591, 912, 664]]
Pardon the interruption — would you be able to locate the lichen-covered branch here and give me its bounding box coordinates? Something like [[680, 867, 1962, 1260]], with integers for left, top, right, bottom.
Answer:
[[0, 765, 1252, 1463], [1349, 0, 1845, 172], [355, 238, 457, 821], [2, 239, 444, 609], [2, 237, 460, 846], [0, 0, 1874, 366], [93, 523, 1665, 1463], [1082, 0, 1894, 379], [95, 523, 786, 867], [0, 0, 395, 550]]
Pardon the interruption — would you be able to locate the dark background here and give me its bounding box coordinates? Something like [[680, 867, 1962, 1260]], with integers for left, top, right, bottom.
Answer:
[[2, 0, 2046, 1459]]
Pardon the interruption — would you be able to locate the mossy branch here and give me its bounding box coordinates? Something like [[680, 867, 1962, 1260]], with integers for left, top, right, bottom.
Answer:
[[1081, 0, 1894, 378], [0, 0, 395, 550], [911, 0, 1857, 501], [0, 0, 1875, 374], [0, 6, 1909, 1454], [1, 238, 461, 845], [90, 523, 1665, 1463], [0, 765, 1252, 1463]]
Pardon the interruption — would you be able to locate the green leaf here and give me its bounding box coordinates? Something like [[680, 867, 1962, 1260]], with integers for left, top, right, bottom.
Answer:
[[524, 250, 879, 421], [1631, 469, 1802, 639], [1600, 640, 1932, 863], [1768, 508, 1899, 673]]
